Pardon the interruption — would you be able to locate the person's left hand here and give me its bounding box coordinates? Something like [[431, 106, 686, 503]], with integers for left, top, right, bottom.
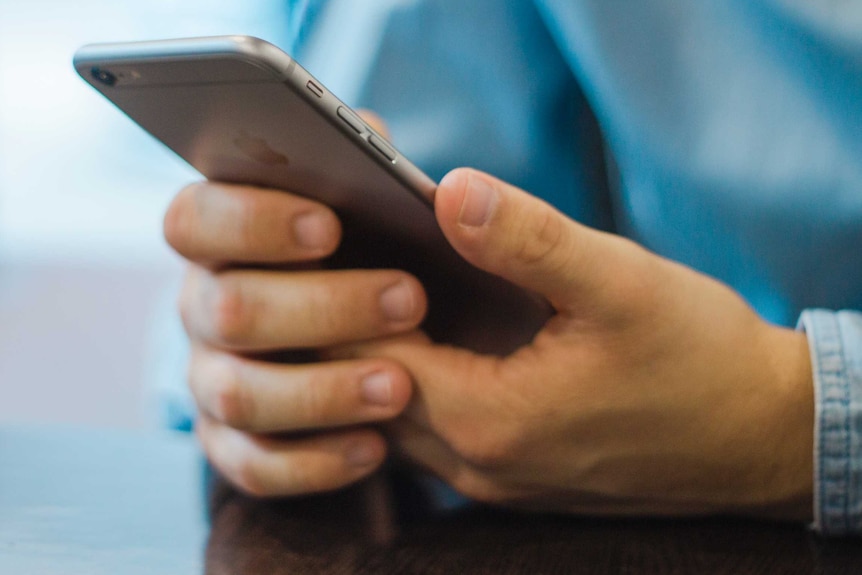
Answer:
[[328, 168, 815, 520]]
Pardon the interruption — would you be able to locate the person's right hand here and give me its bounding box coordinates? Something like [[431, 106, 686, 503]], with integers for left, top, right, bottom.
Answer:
[[164, 178, 427, 496]]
